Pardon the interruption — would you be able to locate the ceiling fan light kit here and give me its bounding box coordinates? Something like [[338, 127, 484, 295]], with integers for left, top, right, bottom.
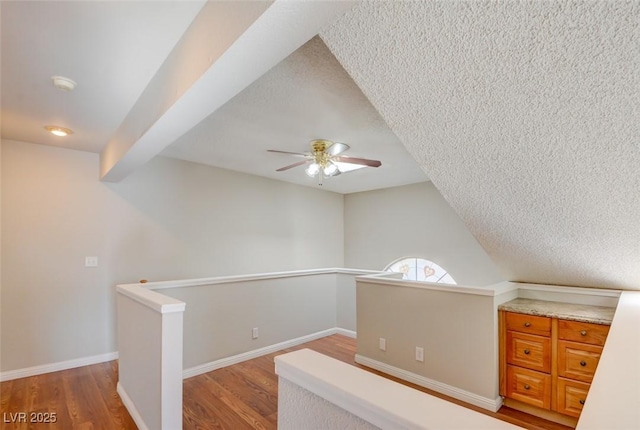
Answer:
[[269, 139, 381, 186]]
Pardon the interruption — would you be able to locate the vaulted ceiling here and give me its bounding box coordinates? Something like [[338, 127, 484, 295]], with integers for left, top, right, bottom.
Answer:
[[321, 1, 640, 290], [2, 1, 638, 290], [1, 0, 425, 194]]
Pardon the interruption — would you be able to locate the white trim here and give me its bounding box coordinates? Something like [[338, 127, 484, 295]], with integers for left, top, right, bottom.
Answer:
[[276, 349, 518, 430], [118, 268, 386, 291], [117, 284, 186, 314], [335, 328, 357, 338], [355, 354, 503, 412], [356, 275, 512, 297], [514, 282, 622, 297], [183, 328, 343, 379], [0, 351, 118, 382], [117, 382, 150, 430]]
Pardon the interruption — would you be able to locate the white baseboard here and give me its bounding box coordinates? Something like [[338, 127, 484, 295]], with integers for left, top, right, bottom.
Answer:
[[355, 354, 503, 412], [0, 328, 357, 382], [117, 382, 149, 430], [183, 327, 356, 379], [335, 328, 357, 338], [0, 351, 119, 382]]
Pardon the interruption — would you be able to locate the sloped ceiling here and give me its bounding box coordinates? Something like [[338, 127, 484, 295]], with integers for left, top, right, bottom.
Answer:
[[0, 0, 206, 153], [321, 1, 640, 290], [161, 36, 427, 194], [2, 1, 425, 194]]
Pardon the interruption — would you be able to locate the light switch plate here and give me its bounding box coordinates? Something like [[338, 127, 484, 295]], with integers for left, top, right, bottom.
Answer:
[[415, 346, 424, 362], [379, 337, 386, 351]]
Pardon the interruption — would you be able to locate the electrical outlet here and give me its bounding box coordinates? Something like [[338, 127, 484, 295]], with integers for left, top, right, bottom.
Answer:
[[85, 256, 98, 268], [252, 327, 259, 339], [379, 337, 386, 351], [415, 346, 424, 362]]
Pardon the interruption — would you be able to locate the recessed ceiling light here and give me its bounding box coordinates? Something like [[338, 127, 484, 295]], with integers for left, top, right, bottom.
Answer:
[[44, 125, 73, 137], [51, 76, 76, 91]]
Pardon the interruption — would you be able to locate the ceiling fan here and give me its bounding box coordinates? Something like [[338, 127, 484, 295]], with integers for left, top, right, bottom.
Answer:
[[268, 139, 382, 186]]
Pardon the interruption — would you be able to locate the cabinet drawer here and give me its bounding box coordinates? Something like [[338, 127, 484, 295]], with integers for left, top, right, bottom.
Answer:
[[505, 312, 551, 337], [558, 320, 609, 346], [507, 331, 551, 373], [557, 377, 590, 418], [558, 340, 602, 383], [506, 365, 551, 410]]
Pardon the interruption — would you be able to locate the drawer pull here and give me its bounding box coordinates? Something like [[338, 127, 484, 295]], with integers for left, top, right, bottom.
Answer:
[[524, 349, 530, 355], [580, 330, 587, 336], [524, 384, 530, 390], [579, 399, 585, 405], [580, 360, 587, 367], [524, 322, 531, 327]]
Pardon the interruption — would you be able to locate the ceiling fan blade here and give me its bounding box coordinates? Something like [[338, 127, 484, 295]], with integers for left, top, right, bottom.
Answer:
[[276, 160, 309, 172], [325, 142, 350, 156], [267, 149, 309, 158], [334, 156, 382, 168]]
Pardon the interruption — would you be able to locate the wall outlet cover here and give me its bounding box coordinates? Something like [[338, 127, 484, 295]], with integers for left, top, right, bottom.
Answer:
[[85, 256, 98, 268]]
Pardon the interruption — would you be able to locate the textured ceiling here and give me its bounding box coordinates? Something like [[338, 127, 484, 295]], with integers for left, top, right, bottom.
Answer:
[[161, 36, 427, 194], [321, 1, 640, 289]]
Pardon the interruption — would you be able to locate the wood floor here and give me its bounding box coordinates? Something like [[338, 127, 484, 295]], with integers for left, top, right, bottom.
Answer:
[[0, 360, 136, 430], [1, 335, 572, 430]]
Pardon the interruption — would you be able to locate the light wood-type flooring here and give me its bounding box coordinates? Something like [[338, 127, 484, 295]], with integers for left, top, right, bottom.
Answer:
[[1, 335, 571, 430]]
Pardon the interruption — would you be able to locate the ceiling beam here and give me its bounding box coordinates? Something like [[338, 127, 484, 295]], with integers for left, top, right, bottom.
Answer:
[[100, 0, 356, 182]]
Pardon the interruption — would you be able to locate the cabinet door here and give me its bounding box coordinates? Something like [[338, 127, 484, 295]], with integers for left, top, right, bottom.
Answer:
[[507, 331, 551, 373], [506, 365, 551, 410], [557, 340, 602, 383], [557, 377, 590, 418]]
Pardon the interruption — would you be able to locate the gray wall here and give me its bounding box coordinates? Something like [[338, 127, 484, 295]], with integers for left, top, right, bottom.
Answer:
[[344, 182, 504, 286], [1, 139, 344, 371], [161, 274, 338, 369], [356, 280, 501, 401]]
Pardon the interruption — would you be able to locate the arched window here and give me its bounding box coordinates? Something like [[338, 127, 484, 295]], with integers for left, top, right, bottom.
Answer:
[[384, 257, 457, 285]]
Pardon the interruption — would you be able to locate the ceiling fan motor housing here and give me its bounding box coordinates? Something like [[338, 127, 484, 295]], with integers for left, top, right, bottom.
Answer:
[[311, 139, 330, 153]]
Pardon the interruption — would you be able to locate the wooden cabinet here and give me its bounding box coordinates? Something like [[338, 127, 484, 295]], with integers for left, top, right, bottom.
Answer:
[[558, 320, 609, 346], [499, 309, 610, 424], [506, 365, 551, 409], [505, 312, 551, 337], [507, 331, 551, 373], [557, 340, 602, 383], [557, 377, 591, 418]]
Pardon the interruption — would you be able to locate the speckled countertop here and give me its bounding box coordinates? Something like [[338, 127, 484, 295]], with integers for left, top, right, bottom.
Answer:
[[499, 298, 616, 325]]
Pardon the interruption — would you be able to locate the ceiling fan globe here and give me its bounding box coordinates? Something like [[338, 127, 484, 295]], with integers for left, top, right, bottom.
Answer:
[[305, 163, 320, 177], [323, 162, 339, 176]]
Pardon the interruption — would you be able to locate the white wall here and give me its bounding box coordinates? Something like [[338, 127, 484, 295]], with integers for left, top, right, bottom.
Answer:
[[344, 182, 504, 286], [276, 348, 521, 430], [117, 291, 184, 430], [278, 378, 379, 430], [0, 139, 344, 372]]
